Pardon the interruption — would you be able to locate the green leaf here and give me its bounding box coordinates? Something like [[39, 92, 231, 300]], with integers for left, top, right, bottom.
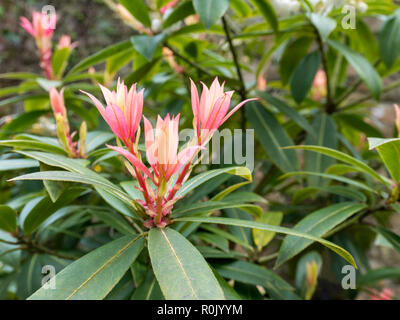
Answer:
[[131, 34, 165, 61], [124, 58, 160, 86], [29, 235, 144, 300], [368, 137, 400, 183], [253, 211, 283, 252], [51, 47, 70, 78], [309, 13, 337, 41], [375, 226, 400, 254], [23, 187, 86, 234], [256, 91, 316, 137], [0, 110, 48, 139], [0, 159, 38, 171], [200, 224, 254, 251], [279, 37, 313, 85], [85, 131, 115, 153], [131, 270, 164, 300], [163, 1, 195, 28], [177, 166, 252, 198], [276, 202, 366, 267], [68, 40, 132, 75], [117, 0, 151, 27], [148, 227, 225, 300], [212, 269, 241, 300], [280, 171, 378, 194], [246, 101, 299, 173], [174, 216, 358, 268], [214, 260, 299, 300], [250, 0, 278, 32], [0, 139, 67, 155], [304, 114, 338, 187], [87, 208, 133, 235], [290, 51, 321, 104], [357, 267, 400, 287], [36, 78, 62, 91], [286, 144, 391, 186], [0, 205, 17, 233], [295, 251, 322, 300], [10, 170, 133, 206], [95, 186, 139, 219], [196, 232, 229, 252], [172, 201, 262, 218], [328, 40, 382, 100], [192, 0, 230, 29], [0, 93, 48, 108], [379, 10, 400, 68]]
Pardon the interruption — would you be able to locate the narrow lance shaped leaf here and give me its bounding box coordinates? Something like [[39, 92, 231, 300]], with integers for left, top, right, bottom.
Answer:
[[290, 51, 321, 104], [276, 202, 367, 267], [246, 101, 299, 173], [28, 235, 145, 300], [304, 114, 338, 187], [250, 0, 278, 32], [328, 40, 382, 100], [173, 216, 358, 268], [368, 137, 400, 183], [193, 0, 230, 29], [285, 144, 392, 186], [0, 205, 17, 233], [148, 227, 225, 300]]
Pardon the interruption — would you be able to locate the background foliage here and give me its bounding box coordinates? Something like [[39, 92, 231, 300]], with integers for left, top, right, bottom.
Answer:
[[1, 0, 400, 300]]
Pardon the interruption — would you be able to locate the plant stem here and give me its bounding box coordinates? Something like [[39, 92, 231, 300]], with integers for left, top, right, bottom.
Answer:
[[335, 60, 381, 106], [339, 79, 400, 112], [258, 252, 278, 263], [163, 43, 213, 78], [0, 247, 25, 259], [313, 25, 335, 114], [222, 16, 248, 130], [0, 238, 19, 245]]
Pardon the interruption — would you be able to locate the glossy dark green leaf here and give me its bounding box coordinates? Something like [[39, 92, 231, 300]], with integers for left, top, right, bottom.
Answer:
[[286, 144, 391, 185], [276, 202, 366, 267], [131, 270, 164, 300], [52, 47, 70, 78], [246, 101, 299, 173], [280, 37, 313, 85], [256, 91, 316, 137], [117, 0, 151, 27], [215, 261, 299, 300], [148, 227, 225, 300], [68, 40, 132, 75], [357, 267, 400, 287], [250, 0, 278, 32], [174, 216, 357, 268], [368, 137, 400, 183], [177, 166, 252, 198], [290, 51, 321, 104], [328, 40, 382, 100], [379, 10, 400, 68], [0, 205, 17, 233], [131, 34, 165, 61], [193, 0, 230, 29], [0, 159, 38, 172], [29, 235, 144, 300], [22, 187, 86, 234], [309, 13, 336, 41], [163, 1, 195, 28], [304, 114, 338, 186]]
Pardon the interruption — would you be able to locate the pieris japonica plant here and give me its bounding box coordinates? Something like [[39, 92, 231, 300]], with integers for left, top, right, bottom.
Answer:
[[1, 0, 400, 301]]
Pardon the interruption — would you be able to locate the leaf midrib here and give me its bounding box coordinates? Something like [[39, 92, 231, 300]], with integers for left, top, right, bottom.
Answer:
[[65, 235, 141, 299], [160, 229, 198, 299]]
